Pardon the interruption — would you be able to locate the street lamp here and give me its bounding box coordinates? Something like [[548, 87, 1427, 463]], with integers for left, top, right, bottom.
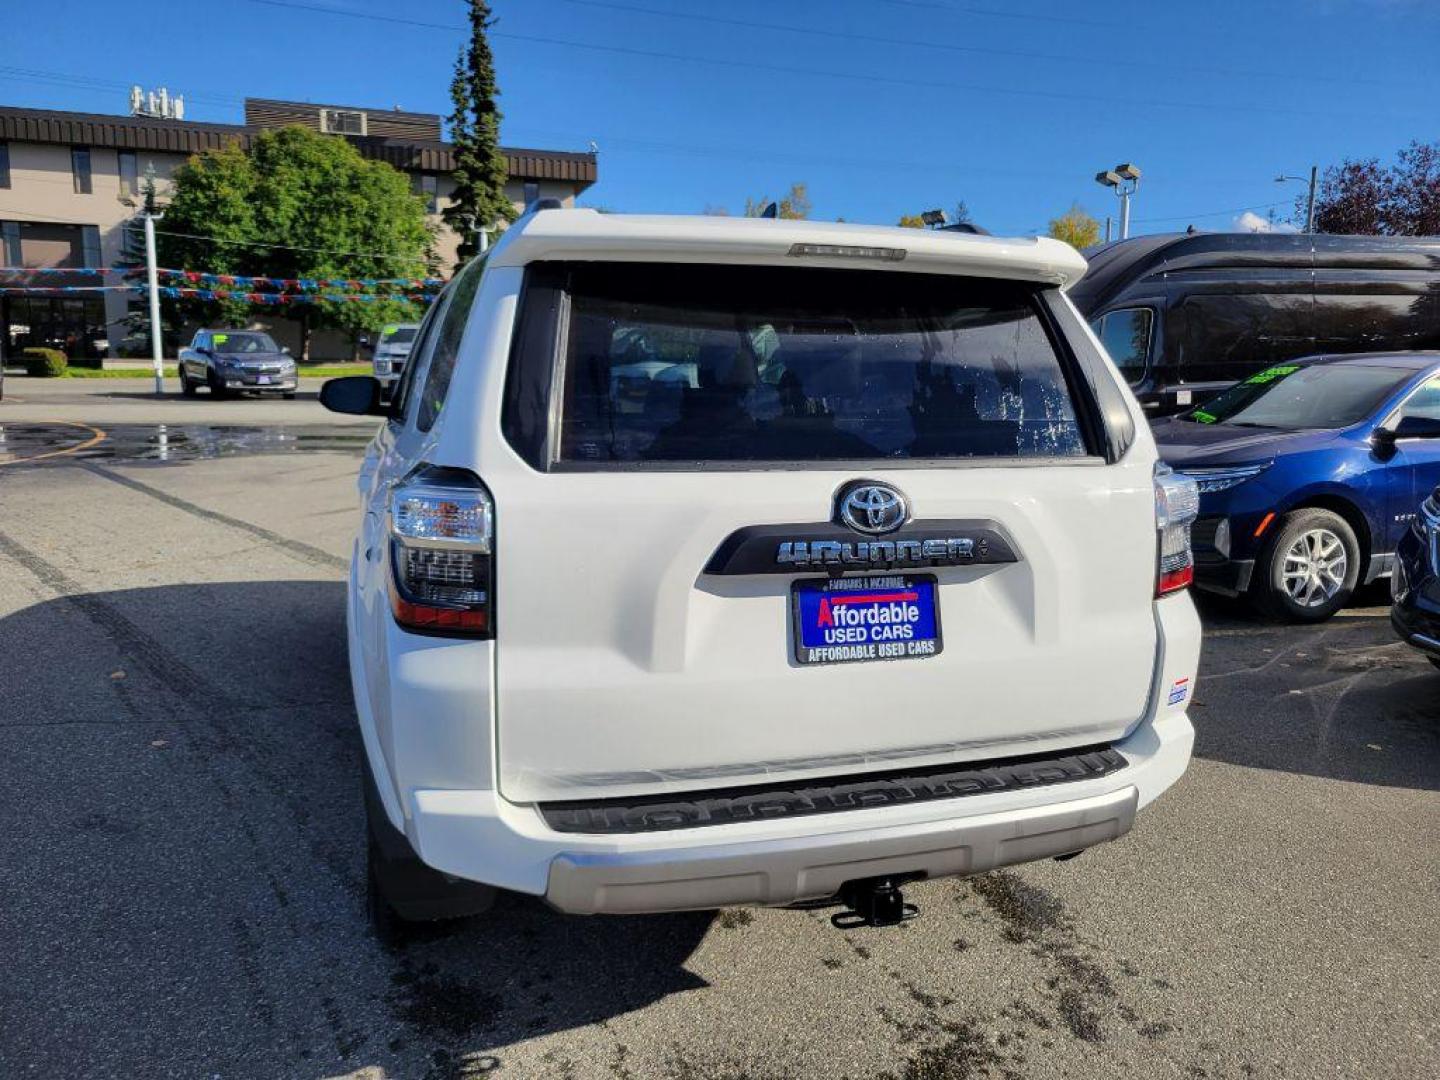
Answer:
[[1095, 163, 1141, 239], [1275, 166, 1318, 233]]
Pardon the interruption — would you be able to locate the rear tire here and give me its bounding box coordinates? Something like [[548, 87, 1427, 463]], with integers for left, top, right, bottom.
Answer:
[[362, 760, 495, 929], [1253, 509, 1360, 622], [179, 368, 196, 396]]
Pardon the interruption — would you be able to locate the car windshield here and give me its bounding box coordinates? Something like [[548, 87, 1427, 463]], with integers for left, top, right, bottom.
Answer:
[[212, 332, 278, 354], [1184, 363, 1414, 430]]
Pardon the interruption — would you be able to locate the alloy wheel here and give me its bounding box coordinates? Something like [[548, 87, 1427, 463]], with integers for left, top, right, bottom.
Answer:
[[1282, 527, 1348, 609]]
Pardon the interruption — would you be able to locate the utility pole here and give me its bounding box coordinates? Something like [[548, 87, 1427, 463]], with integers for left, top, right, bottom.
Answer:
[[1275, 167, 1319, 233], [143, 210, 165, 396], [1305, 165, 1317, 233]]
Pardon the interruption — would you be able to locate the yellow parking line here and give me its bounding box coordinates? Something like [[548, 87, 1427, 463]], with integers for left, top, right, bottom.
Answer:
[[0, 420, 107, 466]]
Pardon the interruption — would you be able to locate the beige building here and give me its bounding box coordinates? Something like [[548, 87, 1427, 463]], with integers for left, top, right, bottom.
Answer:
[[0, 98, 597, 362]]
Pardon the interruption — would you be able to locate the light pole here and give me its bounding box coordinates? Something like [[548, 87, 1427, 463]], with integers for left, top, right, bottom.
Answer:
[[1275, 166, 1318, 232], [1095, 163, 1141, 240], [143, 209, 165, 396]]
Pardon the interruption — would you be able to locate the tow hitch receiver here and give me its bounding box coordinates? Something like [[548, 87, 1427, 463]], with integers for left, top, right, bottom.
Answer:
[[831, 875, 921, 929]]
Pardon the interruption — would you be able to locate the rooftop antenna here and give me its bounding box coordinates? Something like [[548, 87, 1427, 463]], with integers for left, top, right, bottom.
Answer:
[[130, 84, 186, 120]]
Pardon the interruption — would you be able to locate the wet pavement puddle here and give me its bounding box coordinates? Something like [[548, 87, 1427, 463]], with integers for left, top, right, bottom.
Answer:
[[0, 422, 372, 465]]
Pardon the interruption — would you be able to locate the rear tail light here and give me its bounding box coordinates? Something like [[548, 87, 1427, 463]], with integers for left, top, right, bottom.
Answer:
[[1154, 465, 1200, 597], [388, 466, 494, 637]]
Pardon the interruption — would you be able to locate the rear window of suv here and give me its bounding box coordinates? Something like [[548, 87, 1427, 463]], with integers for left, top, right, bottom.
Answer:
[[543, 263, 1089, 465]]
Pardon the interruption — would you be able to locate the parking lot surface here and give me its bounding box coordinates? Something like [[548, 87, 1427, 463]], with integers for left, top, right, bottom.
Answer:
[[1, 384, 1437, 1079]]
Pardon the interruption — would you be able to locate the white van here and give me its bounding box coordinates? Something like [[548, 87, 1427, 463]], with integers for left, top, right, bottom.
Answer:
[[321, 209, 1201, 930]]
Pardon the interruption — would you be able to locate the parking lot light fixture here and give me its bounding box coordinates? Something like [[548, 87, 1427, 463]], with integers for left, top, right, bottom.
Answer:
[[1096, 164, 1140, 240]]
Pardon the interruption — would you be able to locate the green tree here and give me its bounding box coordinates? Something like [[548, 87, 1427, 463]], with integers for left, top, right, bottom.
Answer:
[[444, 0, 515, 265], [744, 182, 812, 219], [1047, 203, 1101, 249], [161, 127, 432, 359], [896, 214, 927, 229]]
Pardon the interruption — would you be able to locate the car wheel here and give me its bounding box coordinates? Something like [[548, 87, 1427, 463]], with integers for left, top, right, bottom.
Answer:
[[1254, 509, 1360, 622], [179, 368, 196, 396], [362, 760, 495, 931], [207, 369, 228, 398]]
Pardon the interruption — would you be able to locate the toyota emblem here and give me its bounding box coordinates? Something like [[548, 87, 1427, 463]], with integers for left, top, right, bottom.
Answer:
[[837, 482, 909, 535]]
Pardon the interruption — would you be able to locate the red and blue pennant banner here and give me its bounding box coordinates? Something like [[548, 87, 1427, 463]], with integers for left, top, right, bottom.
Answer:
[[0, 284, 143, 293], [159, 286, 437, 305], [157, 269, 444, 291], [0, 266, 133, 276]]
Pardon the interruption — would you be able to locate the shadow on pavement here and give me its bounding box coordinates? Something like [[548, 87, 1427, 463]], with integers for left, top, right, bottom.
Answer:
[[0, 580, 710, 1079], [1189, 588, 1440, 791]]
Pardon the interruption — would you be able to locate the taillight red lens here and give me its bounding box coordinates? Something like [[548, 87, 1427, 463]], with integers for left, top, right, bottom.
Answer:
[[388, 467, 494, 638], [1154, 465, 1200, 598]]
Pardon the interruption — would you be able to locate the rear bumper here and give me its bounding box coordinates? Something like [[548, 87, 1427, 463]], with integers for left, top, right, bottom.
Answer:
[[401, 709, 1193, 915], [545, 786, 1138, 915]]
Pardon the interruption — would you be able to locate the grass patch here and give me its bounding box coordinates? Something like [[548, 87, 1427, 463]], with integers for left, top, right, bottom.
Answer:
[[297, 364, 371, 378], [62, 366, 179, 378]]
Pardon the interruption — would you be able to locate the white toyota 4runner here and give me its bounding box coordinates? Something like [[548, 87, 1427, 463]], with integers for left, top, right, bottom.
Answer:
[[321, 208, 1201, 929]]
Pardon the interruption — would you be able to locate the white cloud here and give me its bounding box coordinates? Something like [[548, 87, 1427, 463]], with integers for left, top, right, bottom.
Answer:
[[1234, 211, 1299, 234]]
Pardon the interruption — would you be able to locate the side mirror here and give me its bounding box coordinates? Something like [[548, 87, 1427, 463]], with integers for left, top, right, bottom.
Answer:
[[1392, 414, 1440, 440], [319, 375, 385, 416]]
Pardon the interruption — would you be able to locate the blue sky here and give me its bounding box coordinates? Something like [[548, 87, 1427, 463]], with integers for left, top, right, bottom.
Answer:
[[5, 0, 1439, 235]]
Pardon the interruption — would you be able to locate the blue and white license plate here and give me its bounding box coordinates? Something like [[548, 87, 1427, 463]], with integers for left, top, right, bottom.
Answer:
[[791, 575, 942, 665], [257, 375, 271, 384]]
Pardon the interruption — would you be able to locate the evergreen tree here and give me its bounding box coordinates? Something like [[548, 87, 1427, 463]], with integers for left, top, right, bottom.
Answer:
[[443, 1, 515, 265]]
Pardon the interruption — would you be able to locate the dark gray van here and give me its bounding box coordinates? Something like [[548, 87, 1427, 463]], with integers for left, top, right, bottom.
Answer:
[[1072, 233, 1440, 413]]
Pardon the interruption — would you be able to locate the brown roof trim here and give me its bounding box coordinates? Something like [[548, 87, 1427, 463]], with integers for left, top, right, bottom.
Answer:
[[0, 104, 597, 188]]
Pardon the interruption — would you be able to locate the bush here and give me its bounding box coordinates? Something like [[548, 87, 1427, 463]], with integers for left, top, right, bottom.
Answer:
[[22, 348, 68, 377]]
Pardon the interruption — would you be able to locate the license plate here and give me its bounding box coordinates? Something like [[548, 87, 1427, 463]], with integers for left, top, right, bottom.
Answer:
[[257, 375, 271, 384], [791, 574, 942, 665]]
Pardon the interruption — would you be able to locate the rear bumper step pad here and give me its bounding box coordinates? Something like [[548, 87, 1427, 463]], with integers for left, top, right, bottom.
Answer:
[[538, 745, 1125, 835]]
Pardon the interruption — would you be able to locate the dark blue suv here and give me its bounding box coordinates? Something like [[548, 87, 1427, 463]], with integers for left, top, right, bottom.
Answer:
[[1151, 353, 1440, 621], [1391, 485, 1440, 671]]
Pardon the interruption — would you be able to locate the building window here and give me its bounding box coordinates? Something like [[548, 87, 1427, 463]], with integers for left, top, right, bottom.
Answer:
[[81, 225, 101, 268], [71, 147, 92, 194], [0, 142, 10, 189], [523, 181, 540, 207], [413, 172, 438, 214], [321, 109, 366, 135], [118, 151, 138, 198], [1, 220, 20, 265]]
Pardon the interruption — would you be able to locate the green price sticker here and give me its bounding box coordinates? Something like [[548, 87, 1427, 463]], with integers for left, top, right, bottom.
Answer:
[[1244, 364, 1298, 386], [213, 333, 229, 344], [1191, 409, 1218, 424]]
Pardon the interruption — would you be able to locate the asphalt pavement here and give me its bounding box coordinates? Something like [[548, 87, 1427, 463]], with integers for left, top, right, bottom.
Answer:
[[0, 381, 1436, 1079]]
